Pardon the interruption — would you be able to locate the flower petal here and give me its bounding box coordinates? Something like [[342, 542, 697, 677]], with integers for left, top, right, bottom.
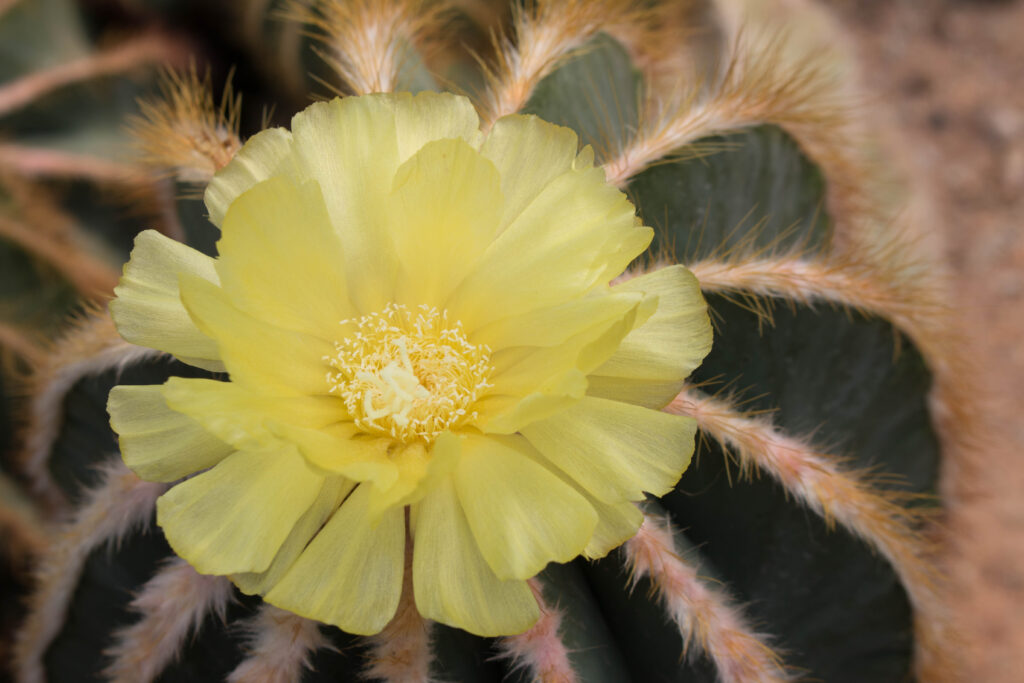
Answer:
[[159, 377, 346, 449], [470, 291, 643, 350], [480, 296, 654, 434], [480, 114, 580, 232], [447, 162, 652, 330], [265, 483, 405, 635], [454, 434, 597, 580], [157, 445, 324, 575], [392, 90, 482, 162], [265, 420, 397, 486], [366, 431, 462, 518], [588, 265, 713, 408], [516, 446, 643, 559], [205, 127, 299, 226], [387, 138, 503, 306], [232, 476, 353, 595], [108, 384, 233, 482], [412, 476, 538, 636], [178, 272, 334, 396], [109, 230, 223, 371], [522, 396, 697, 504], [216, 177, 355, 338]]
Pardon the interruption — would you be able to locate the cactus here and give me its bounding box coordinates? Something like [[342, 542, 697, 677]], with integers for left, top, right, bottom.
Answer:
[[0, 1, 969, 682]]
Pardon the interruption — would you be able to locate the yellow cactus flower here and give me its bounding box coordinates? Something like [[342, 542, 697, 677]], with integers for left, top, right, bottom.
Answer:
[[106, 92, 713, 637]]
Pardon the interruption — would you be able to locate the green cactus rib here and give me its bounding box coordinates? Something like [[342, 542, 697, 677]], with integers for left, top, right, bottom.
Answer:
[[0, 2, 954, 682]]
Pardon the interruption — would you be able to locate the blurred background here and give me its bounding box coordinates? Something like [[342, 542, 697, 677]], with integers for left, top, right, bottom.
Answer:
[[0, 0, 1021, 680]]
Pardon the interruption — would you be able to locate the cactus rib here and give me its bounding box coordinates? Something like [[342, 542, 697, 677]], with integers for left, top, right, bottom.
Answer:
[[225, 606, 329, 683], [666, 387, 945, 665], [292, 0, 449, 97], [17, 313, 159, 510], [12, 460, 165, 683], [478, 0, 651, 128], [103, 558, 233, 683], [494, 578, 577, 683], [0, 32, 181, 119], [624, 514, 792, 683]]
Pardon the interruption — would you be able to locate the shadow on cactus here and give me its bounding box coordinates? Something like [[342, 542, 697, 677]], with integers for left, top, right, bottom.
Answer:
[[0, 1, 964, 682]]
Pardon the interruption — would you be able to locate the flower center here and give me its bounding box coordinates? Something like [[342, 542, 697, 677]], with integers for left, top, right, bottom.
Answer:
[[327, 303, 493, 444]]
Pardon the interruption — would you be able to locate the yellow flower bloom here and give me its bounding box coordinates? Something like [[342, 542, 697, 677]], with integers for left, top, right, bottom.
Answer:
[[106, 92, 713, 637]]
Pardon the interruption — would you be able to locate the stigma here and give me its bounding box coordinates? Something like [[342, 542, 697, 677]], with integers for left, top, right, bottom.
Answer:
[[327, 303, 493, 443]]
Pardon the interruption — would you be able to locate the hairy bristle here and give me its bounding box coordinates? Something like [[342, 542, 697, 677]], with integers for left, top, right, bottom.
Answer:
[[104, 558, 233, 683], [227, 606, 330, 683], [624, 514, 792, 683], [493, 578, 576, 683], [667, 386, 952, 677], [604, 28, 848, 188], [477, 0, 651, 128], [0, 32, 183, 118], [128, 65, 243, 183], [12, 460, 165, 683], [290, 0, 449, 95], [15, 311, 161, 512]]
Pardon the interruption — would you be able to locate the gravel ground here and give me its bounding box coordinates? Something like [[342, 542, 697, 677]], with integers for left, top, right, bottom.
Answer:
[[822, 1, 1024, 679]]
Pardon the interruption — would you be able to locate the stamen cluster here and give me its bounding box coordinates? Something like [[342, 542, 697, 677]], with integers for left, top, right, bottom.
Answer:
[[327, 303, 493, 443]]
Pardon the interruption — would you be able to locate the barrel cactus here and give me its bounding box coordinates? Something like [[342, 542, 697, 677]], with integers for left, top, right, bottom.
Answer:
[[1, 0, 967, 682]]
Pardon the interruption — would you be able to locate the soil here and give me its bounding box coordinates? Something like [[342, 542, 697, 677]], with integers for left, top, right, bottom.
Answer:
[[821, 1, 1024, 680]]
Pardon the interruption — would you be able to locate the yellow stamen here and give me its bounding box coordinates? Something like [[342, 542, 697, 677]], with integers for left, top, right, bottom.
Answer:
[[327, 303, 493, 443]]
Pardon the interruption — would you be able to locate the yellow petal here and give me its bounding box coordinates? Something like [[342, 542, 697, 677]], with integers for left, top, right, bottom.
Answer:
[[447, 163, 652, 330], [159, 377, 345, 449], [517, 446, 643, 559], [454, 434, 596, 580], [392, 90, 482, 162], [108, 384, 233, 482], [470, 291, 642, 350], [216, 177, 355, 338], [365, 431, 462, 520], [265, 420, 398, 486], [480, 297, 653, 434], [480, 115, 579, 232], [109, 230, 223, 372], [205, 127, 300, 226], [157, 445, 324, 575], [412, 476, 539, 636], [178, 273, 334, 396], [589, 265, 713, 408], [265, 483, 405, 635], [232, 476, 353, 595], [522, 396, 697, 504], [387, 138, 503, 305]]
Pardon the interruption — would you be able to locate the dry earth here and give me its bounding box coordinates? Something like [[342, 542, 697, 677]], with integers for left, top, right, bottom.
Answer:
[[822, 1, 1024, 679]]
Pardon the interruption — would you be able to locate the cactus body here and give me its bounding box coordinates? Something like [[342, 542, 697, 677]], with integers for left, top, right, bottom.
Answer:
[[1, 1, 960, 682]]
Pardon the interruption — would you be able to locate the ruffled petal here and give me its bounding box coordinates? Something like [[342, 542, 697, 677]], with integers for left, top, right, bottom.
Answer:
[[109, 230, 223, 371], [447, 159, 652, 330], [216, 177, 355, 338], [588, 265, 713, 408], [160, 377, 346, 449], [454, 434, 596, 580], [480, 115, 580, 232], [232, 476, 353, 595], [392, 90, 482, 162], [516, 445, 643, 559], [480, 297, 654, 434], [412, 476, 538, 636], [386, 138, 503, 306], [157, 445, 324, 575], [265, 483, 405, 635], [265, 421, 397, 486], [178, 273, 334, 396], [205, 128, 300, 226], [107, 384, 233, 482], [521, 396, 697, 504], [470, 291, 642, 350]]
